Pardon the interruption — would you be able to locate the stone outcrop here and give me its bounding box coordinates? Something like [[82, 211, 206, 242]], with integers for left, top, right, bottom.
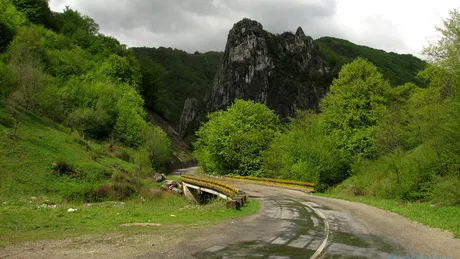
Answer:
[[179, 18, 332, 137], [178, 98, 200, 138]]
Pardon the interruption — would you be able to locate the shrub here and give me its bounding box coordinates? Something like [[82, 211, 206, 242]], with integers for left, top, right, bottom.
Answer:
[[52, 160, 77, 176], [430, 175, 460, 205], [143, 124, 172, 171], [194, 99, 280, 176], [93, 184, 111, 201], [110, 171, 140, 200], [0, 111, 15, 128], [62, 182, 98, 202], [116, 149, 131, 162]]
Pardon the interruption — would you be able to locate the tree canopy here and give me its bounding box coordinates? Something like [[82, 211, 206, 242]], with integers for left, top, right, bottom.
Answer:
[[316, 36, 426, 87], [321, 58, 388, 159], [194, 99, 280, 176]]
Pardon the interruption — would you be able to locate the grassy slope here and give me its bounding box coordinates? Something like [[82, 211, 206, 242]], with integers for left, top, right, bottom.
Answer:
[[0, 109, 136, 200], [0, 110, 260, 245], [319, 193, 460, 238], [1, 196, 260, 245]]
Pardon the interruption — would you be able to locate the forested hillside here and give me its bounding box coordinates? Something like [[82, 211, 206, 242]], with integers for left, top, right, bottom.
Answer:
[[316, 37, 427, 86], [0, 0, 172, 200], [132, 37, 426, 129], [132, 47, 222, 125]]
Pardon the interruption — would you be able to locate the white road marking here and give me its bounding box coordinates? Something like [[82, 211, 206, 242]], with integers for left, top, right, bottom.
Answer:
[[205, 246, 226, 252], [270, 236, 290, 245], [302, 202, 330, 259], [287, 235, 312, 248]]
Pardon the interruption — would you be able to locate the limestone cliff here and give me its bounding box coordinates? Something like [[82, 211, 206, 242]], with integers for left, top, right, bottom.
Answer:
[[179, 18, 332, 137]]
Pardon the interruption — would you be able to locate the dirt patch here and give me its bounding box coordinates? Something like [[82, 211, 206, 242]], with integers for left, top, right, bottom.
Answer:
[[119, 223, 162, 227]]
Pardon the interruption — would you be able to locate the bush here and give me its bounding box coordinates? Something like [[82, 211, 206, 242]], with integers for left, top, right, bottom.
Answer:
[[115, 87, 147, 146], [110, 171, 140, 200], [430, 175, 460, 205], [62, 182, 98, 202], [262, 111, 350, 191], [0, 111, 15, 128], [116, 149, 131, 162], [143, 124, 172, 171], [52, 160, 77, 176], [194, 99, 280, 176]]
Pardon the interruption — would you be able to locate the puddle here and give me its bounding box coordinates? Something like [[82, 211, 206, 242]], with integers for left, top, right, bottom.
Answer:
[[194, 197, 407, 259], [193, 240, 316, 259]]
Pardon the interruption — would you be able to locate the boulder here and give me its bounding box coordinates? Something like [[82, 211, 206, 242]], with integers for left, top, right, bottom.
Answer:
[[154, 173, 165, 183]]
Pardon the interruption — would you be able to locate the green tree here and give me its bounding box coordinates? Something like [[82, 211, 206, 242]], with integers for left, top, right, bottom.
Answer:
[[141, 125, 172, 173], [11, 0, 55, 29], [320, 58, 388, 159], [57, 7, 99, 36], [138, 57, 167, 112], [0, 21, 15, 52], [0, 0, 27, 29], [115, 87, 147, 147], [194, 99, 280, 176], [423, 9, 460, 74], [8, 27, 45, 110], [67, 107, 112, 139], [422, 8, 460, 176], [99, 54, 141, 86], [262, 111, 350, 190]]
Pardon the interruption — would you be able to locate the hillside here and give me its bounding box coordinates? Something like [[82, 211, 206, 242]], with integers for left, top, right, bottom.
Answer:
[[133, 35, 426, 134], [315, 36, 427, 86], [0, 107, 137, 200], [132, 47, 223, 126], [0, 1, 177, 200]]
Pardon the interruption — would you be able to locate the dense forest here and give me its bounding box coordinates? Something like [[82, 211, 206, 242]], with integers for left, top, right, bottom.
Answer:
[[132, 47, 222, 125], [133, 35, 426, 129], [315, 37, 427, 87], [194, 10, 460, 205], [0, 0, 172, 200]]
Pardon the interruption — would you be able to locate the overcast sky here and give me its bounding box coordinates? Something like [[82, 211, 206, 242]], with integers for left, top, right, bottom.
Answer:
[[49, 0, 459, 57]]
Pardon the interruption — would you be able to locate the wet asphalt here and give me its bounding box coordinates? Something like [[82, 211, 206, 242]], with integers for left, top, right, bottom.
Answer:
[[193, 183, 407, 259]]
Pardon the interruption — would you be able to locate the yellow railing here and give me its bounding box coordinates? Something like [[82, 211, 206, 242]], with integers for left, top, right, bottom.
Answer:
[[181, 174, 240, 198], [225, 175, 315, 191]]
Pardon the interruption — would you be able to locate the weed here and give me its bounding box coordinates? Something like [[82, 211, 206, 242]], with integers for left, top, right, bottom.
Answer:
[[52, 161, 77, 176]]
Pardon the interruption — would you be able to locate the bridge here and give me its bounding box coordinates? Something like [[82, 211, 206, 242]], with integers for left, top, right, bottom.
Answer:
[[181, 174, 315, 209], [181, 174, 248, 209]]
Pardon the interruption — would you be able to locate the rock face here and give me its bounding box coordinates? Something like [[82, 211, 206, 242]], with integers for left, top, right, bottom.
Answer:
[[178, 98, 200, 138], [179, 18, 332, 137]]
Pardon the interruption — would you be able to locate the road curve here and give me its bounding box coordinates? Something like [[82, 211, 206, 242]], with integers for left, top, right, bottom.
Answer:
[[139, 179, 460, 258]]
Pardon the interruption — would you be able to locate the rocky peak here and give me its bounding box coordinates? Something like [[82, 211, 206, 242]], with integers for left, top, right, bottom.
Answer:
[[295, 26, 306, 37], [179, 18, 332, 137]]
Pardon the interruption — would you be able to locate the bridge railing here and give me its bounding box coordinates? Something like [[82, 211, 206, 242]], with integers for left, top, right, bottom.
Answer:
[[181, 174, 240, 199], [225, 175, 315, 192]]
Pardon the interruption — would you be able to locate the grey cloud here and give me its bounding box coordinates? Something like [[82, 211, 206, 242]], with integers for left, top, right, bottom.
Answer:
[[50, 0, 338, 52]]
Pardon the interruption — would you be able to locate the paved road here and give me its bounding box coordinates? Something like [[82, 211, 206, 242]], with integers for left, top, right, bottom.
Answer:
[[192, 182, 405, 259], [139, 178, 459, 259], [136, 167, 460, 258]]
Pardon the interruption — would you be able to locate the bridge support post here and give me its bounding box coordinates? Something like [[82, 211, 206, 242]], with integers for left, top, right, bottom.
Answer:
[[183, 184, 200, 204]]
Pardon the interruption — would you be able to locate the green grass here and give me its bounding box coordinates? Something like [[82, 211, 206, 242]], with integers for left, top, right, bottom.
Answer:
[[0, 110, 136, 200], [0, 110, 261, 245], [318, 193, 460, 238], [0, 195, 260, 246]]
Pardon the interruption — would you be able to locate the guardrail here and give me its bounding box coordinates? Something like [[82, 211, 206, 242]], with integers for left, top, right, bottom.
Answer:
[[225, 175, 315, 192], [181, 174, 246, 209]]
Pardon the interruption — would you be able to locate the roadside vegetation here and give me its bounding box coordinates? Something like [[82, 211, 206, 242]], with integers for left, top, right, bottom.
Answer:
[[319, 193, 460, 238], [1, 194, 260, 246], [194, 9, 460, 235]]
